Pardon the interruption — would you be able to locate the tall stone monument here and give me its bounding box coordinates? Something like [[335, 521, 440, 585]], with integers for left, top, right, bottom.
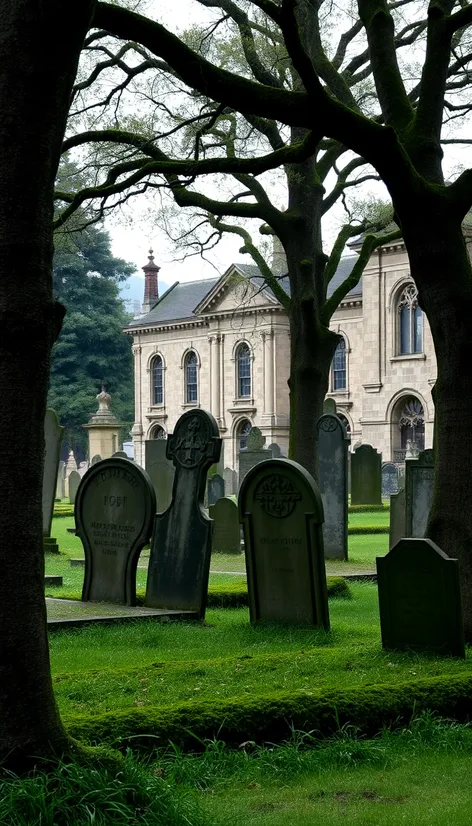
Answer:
[[316, 413, 350, 560], [145, 439, 175, 513], [145, 409, 222, 618], [350, 444, 382, 506], [238, 426, 269, 488], [42, 409, 65, 553], [83, 386, 121, 460], [405, 449, 434, 537]]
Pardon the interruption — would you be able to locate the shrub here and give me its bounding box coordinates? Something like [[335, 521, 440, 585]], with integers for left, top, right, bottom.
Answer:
[[348, 504, 390, 513], [348, 526, 389, 535]]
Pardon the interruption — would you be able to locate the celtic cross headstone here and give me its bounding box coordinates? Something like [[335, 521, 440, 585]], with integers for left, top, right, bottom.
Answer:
[[145, 409, 222, 618], [316, 413, 350, 560]]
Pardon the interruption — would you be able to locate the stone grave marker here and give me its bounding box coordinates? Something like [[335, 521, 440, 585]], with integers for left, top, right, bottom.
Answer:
[[68, 470, 81, 505], [208, 473, 225, 505], [55, 461, 65, 500], [223, 466, 237, 496], [91, 454, 102, 465], [238, 426, 269, 488], [42, 409, 65, 545], [145, 439, 175, 513], [323, 398, 336, 414], [112, 451, 129, 459], [75, 457, 156, 605], [316, 413, 350, 560], [389, 487, 405, 550], [239, 457, 330, 627], [405, 449, 434, 538], [145, 409, 222, 618], [268, 443, 282, 458], [209, 497, 241, 554], [350, 444, 382, 505], [377, 538, 464, 657], [382, 462, 399, 499]]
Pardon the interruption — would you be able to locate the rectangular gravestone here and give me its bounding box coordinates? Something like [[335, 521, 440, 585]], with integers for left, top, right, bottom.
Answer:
[[145, 410, 222, 619], [42, 409, 65, 538], [223, 466, 237, 496], [377, 538, 464, 657], [68, 470, 81, 505], [382, 462, 399, 499], [239, 457, 330, 628], [316, 413, 350, 560], [350, 444, 382, 505], [268, 443, 282, 458], [405, 449, 434, 538], [238, 427, 270, 488], [209, 497, 241, 554], [145, 439, 175, 513], [323, 398, 336, 414], [208, 473, 225, 505], [75, 457, 156, 605], [389, 487, 405, 550]]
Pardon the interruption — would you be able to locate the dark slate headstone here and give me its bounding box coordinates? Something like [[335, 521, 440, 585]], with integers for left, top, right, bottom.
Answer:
[[350, 444, 382, 506], [316, 413, 350, 560], [208, 473, 225, 505], [239, 458, 330, 628], [145, 409, 222, 618], [323, 398, 336, 415], [389, 487, 405, 551], [382, 462, 399, 499], [209, 497, 241, 554], [238, 426, 269, 488], [377, 538, 464, 657], [145, 439, 175, 513], [268, 443, 282, 458], [75, 458, 156, 605], [42, 409, 65, 537], [223, 466, 237, 496], [68, 470, 81, 505], [91, 454, 102, 465], [405, 449, 434, 538]]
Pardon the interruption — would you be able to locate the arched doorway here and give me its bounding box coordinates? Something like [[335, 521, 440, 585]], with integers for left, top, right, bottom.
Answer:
[[391, 396, 425, 461]]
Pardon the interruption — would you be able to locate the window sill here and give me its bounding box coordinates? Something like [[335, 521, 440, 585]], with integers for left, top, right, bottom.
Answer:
[[390, 353, 426, 362], [232, 397, 255, 406], [182, 402, 200, 409], [328, 390, 349, 397]]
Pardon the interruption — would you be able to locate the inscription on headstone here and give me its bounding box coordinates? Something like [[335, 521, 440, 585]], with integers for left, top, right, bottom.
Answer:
[[208, 473, 225, 505], [377, 538, 464, 657], [75, 458, 156, 605], [405, 449, 434, 538], [238, 426, 269, 488], [145, 409, 222, 618], [42, 409, 65, 537], [350, 444, 382, 506], [145, 439, 175, 513], [239, 458, 330, 628], [316, 413, 350, 560], [382, 462, 399, 499], [209, 497, 241, 554], [68, 470, 81, 505]]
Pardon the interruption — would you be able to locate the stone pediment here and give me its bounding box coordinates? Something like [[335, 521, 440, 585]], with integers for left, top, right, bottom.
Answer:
[[194, 265, 280, 317]]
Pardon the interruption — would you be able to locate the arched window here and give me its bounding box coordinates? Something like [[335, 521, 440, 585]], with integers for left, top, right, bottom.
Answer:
[[236, 343, 251, 398], [399, 398, 425, 452], [184, 351, 198, 403], [332, 339, 347, 391], [398, 284, 423, 354], [238, 419, 252, 451], [151, 424, 166, 440], [151, 355, 163, 405]]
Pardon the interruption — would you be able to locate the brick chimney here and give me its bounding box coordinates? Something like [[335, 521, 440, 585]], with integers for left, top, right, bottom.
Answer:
[[142, 248, 160, 313]]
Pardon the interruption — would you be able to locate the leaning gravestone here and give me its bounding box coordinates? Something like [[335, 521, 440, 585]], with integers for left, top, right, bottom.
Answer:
[[239, 458, 330, 628], [209, 497, 241, 554], [75, 457, 156, 605], [350, 444, 382, 506], [238, 427, 269, 488], [223, 466, 237, 496], [145, 409, 222, 618], [405, 449, 434, 538], [389, 487, 405, 550], [91, 454, 102, 465], [316, 413, 350, 560], [382, 462, 399, 499], [42, 409, 65, 550], [145, 439, 175, 513], [377, 538, 464, 657], [208, 473, 225, 505], [68, 470, 81, 505]]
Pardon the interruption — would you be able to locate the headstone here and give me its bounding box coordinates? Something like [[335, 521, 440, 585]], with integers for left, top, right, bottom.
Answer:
[[55, 460, 65, 500], [323, 398, 336, 415], [208, 473, 225, 505], [268, 443, 282, 458], [405, 449, 434, 538], [68, 470, 81, 505], [78, 461, 89, 478], [112, 451, 129, 459], [389, 487, 405, 550], [145, 409, 222, 618], [75, 457, 156, 605], [223, 466, 237, 496], [350, 444, 382, 505], [382, 462, 399, 499], [209, 497, 241, 554], [377, 538, 464, 657], [145, 439, 175, 513], [42, 409, 65, 538], [238, 426, 269, 488], [316, 413, 350, 560], [91, 454, 102, 465], [239, 457, 330, 628]]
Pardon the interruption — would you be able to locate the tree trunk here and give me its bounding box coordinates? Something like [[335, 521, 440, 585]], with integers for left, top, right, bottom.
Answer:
[[402, 214, 472, 640], [0, 0, 94, 770]]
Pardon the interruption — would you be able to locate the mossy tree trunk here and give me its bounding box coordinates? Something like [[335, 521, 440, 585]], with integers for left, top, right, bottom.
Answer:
[[0, 0, 94, 770]]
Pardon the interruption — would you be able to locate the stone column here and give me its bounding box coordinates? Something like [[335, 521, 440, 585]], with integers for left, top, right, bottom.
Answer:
[[262, 329, 274, 416], [132, 343, 144, 466], [209, 334, 221, 422]]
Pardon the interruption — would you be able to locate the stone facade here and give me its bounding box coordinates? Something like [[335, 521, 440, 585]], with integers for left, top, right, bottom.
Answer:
[[126, 239, 436, 470]]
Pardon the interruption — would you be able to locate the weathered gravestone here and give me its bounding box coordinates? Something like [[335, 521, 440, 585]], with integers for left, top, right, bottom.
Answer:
[[42, 409, 65, 553], [238, 427, 269, 488], [389, 487, 405, 550], [208, 473, 225, 505], [112, 450, 129, 459], [268, 443, 282, 458], [382, 462, 399, 499], [145, 409, 222, 618], [350, 444, 382, 506], [239, 458, 330, 627], [145, 439, 175, 513], [223, 466, 237, 496], [56, 460, 65, 500], [68, 470, 81, 505], [323, 398, 336, 415], [75, 457, 156, 605], [377, 538, 464, 657], [316, 413, 350, 560], [209, 497, 241, 554], [405, 449, 434, 538], [91, 454, 102, 465]]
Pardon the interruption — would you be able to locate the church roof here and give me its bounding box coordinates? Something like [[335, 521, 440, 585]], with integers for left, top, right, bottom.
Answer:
[[126, 254, 361, 330]]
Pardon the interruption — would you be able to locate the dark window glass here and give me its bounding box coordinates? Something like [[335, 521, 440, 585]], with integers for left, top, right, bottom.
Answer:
[[238, 419, 252, 451], [237, 344, 251, 397], [152, 356, 163, 405], [414, 304, 423, 353], [332, 339, 346, 390], [398, 284, 423, 354], [185, 351, 198, 403]]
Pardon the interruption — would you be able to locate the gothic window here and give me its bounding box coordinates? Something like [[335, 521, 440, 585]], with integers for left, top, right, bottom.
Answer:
[[238, 419, 252, 451], [236, 343, 251, 398], [398, 284, 423, 354], [151, 355, 163, 405], [184, 351, 198, 403], [151, 425, 166, 439], [399, 398, 425, 452], [332, 339, 347, 391]]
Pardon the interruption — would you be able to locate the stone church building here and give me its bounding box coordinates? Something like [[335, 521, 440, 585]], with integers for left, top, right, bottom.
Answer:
[[125, 239, 435, 470]]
